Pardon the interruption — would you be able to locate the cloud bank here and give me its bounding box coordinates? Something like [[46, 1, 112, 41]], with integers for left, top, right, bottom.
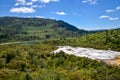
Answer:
[[10, 0, 59, 13], [82, 0, 98, 5], [99, 15, 118, 21], [106, 6, 120, 13], [55, 11, 67, 15], [10, 7, 36, 13]]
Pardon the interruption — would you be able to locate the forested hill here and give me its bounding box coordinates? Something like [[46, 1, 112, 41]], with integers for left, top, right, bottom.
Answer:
[[0, 17, 87, 43]]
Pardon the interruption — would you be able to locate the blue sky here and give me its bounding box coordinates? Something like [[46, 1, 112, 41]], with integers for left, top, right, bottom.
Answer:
[[0, 0, 120, 30]]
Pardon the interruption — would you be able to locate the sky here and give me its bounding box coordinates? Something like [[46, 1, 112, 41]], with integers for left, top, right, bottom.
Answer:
[[0, 0, 120, 30]]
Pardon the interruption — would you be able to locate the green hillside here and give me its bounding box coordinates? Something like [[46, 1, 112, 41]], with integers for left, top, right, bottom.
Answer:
[[43, 29, 120, 51], [0, 17, 87, 43], [79, 29, 120, 50]]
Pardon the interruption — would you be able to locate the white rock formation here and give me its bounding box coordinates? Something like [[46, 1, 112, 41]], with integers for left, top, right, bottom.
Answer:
[[53, 46, 120, 60]]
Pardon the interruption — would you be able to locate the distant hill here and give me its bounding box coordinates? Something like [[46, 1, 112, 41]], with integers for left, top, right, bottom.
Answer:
[[0, 17, 87, 43]]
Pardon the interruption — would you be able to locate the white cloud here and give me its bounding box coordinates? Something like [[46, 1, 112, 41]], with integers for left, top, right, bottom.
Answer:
[[15, 0, 26, 6], [106, 9, 115, 13], [26, 2, 33, 6], [99, 15, 118, 21], [15, 0, 59, 6], [99, 15, 109, 19], [10, 7, 36, 13], [106, 6, 120, 13], [116, 6, 120, 10], [31, 0, 38, 2], [82, 0, 97, 5], [11, 0, 59, 14], [109, 17, 118, 21], [36, 16, 45, 18], [15, 0, 34, 6], [55, 11, 66, 15], [50, 17, 55, 19], [39, 0, 59, 3], [32, 5, 37, 7], [31, 4, 46, 8], [31, 0, 59, 3]]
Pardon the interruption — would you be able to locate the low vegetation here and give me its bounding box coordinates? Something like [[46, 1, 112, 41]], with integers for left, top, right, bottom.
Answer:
[[0, 44, 120, 80]]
